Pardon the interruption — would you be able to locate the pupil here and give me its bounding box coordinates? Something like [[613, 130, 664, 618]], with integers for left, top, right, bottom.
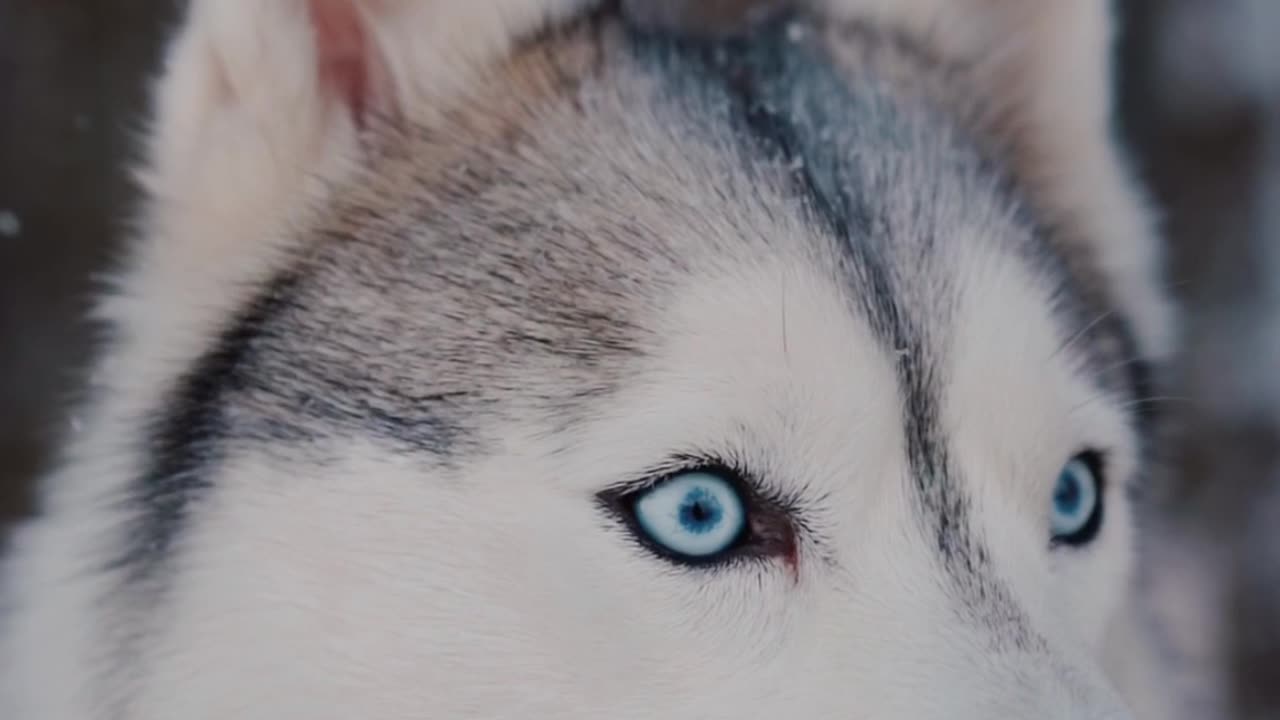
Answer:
[[1056, 475, 1081, 513], [679, 488, 722, 534]]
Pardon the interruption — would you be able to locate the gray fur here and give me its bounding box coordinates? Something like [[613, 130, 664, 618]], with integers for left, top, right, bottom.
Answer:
[[122, 11, 1148, 656]]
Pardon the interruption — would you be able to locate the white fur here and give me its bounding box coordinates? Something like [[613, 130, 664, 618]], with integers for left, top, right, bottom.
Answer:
[[23, 254, 1140, 719], [2, 3, 594, 717], [0, 1, 1175, 718]]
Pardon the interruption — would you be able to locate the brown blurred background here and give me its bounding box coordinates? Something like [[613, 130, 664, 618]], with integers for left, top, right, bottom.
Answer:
[[0, 1, 1277, 717]]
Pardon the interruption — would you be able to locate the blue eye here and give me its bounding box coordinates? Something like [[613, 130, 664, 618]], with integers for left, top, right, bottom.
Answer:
[[1050, 454, 1103, 546], [631, 471, 747, 560]]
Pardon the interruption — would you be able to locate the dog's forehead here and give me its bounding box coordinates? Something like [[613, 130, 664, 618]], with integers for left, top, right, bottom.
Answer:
[[255, 15, 1130, 454], [125, 14, 1145, 603]]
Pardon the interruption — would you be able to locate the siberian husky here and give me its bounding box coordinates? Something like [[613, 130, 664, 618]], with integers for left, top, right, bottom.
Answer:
[[0, 1, 1180, 717]]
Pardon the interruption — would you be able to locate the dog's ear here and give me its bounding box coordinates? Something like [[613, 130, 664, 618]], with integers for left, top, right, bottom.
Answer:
[[115, 0, 594, 367], [141, 0, 592, 220], [819, 0, 1175, 361], [817, 0, 1118, 191], [145, 1, 385, 205]]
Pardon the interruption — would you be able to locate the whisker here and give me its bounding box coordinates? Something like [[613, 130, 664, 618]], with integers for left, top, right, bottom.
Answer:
[[1069, 391, 1192, 417], [1094, 355, 1155, 378], [1109, 395, 1193, 413], [780, 273, 790, 362], [1052, 308, 1116, 361]]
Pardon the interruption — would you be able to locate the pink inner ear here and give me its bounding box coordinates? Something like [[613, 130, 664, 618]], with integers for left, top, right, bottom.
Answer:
[[308, 0, 374, 125]]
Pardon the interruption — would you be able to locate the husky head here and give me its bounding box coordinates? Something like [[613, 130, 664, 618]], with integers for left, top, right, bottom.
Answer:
[[1, 1, 1177, 718]]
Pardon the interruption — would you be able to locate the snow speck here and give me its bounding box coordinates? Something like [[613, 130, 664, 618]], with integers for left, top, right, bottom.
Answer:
[[0, 210, 21, 238], [73, 114, 93, 132], [786, 22, 806, 44]]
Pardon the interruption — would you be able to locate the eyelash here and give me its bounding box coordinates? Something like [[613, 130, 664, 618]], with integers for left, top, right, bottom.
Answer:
[[595, 456, 799, 569]]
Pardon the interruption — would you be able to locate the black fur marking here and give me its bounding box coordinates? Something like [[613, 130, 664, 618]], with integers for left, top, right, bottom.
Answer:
[[119, 262, 472, 583], [629, 17, 1038, 647], [117, 271, 302, 581]]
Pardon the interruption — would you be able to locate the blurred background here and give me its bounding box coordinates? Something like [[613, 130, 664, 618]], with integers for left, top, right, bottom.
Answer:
[[0, 1, 1277, 717]]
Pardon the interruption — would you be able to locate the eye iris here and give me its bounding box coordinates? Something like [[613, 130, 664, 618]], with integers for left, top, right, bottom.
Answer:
[[1054, 472, 1081, 515], [630, 472, 746, 560], [1050, 455, 1102, 545], [678, 488, 723, 534]]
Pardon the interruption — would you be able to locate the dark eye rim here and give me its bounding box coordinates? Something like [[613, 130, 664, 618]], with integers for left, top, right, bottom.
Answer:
[[596, 455, 798, 568], [1050, 449, 1107, 549]]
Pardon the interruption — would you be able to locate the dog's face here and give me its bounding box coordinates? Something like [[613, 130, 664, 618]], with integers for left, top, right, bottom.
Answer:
[[0, 3, 1174, 719]]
